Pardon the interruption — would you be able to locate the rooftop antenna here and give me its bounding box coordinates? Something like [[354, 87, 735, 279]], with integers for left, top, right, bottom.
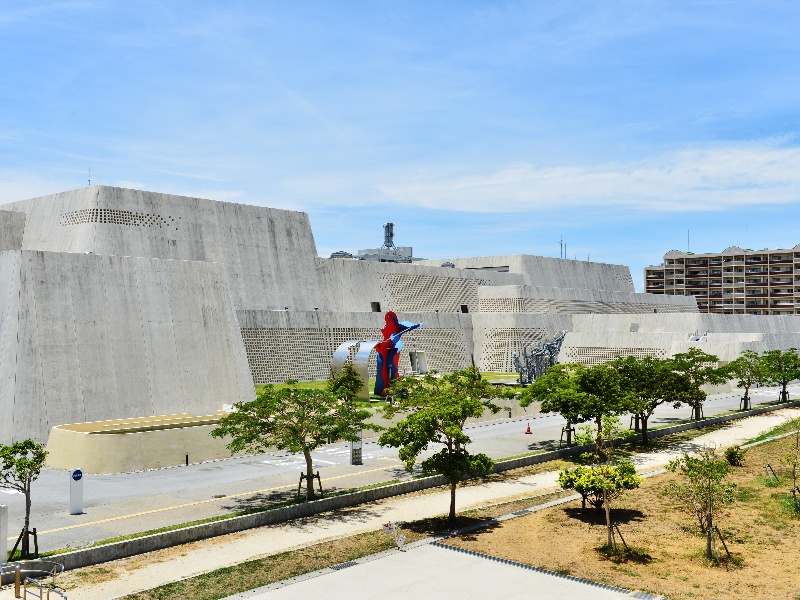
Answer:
[[88, 166, 91, 187], [559, 236, 563, 259]]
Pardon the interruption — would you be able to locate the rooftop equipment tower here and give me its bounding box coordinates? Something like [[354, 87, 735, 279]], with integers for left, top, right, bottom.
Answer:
[[382, 222, 396, 251]]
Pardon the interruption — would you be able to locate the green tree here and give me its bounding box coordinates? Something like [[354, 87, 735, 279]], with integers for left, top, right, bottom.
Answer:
[[572, 363, 633, 447], [522, 363, 633, 448], [559, 416, 640, 551], [665, 446, 736, 560], [379, 368, 501, 521], [211, 379, 377, 501], [671, 348, 726, 420], [519, 363, 585, 446], [612, 356, 702, 444], [760, 348, 800, 403], [0, 439, 48, 558], [725, 349, 765, 410], [327, 362, 365, 403]]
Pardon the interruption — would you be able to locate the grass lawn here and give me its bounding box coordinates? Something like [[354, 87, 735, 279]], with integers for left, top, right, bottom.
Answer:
[[445, 434, 800, 600]]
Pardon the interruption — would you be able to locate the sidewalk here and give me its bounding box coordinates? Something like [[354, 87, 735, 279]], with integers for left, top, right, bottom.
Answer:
[[5, 407, 800, 600]]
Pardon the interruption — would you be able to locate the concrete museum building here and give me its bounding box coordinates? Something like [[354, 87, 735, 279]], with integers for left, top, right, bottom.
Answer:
[[2, 186, 800, 453]]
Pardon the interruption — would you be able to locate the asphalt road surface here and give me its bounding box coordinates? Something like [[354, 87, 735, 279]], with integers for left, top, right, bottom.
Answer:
[[1, 385, 795, 553]]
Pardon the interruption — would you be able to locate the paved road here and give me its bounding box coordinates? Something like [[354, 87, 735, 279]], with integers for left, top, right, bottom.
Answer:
[[0, 385, 794, 553]]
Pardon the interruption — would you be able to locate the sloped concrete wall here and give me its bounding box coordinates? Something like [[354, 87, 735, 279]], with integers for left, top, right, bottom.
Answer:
[[0, 210, 25, 251], [478, 284, 697, 314], [0, 250, 254, 444], [316, 258, 523, 314], [419, 254, 636, 293], [0, 186, 323, 311]]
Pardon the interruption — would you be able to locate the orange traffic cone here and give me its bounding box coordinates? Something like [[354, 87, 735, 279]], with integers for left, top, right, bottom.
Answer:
[[524, 422, 532, 434]]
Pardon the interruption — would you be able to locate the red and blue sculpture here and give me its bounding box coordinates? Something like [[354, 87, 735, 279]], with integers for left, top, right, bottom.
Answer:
[[374, 311, 422, 396]]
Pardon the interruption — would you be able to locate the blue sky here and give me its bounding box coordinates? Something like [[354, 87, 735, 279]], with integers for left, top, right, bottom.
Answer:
[[2, 2, 800, 290]]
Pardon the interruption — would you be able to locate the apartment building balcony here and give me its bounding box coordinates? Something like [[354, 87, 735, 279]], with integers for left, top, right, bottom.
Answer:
[[745, 292, 768, 297], [646, 273, 665, 279], [770, 258, 794, 264], [687, 271, 709, 276], [745, 269, 765, 274], [746, 302, 769, 307], [771, 292, 794, 297]]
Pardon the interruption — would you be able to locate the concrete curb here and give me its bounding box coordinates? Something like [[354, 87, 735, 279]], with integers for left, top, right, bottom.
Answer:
[[52, 400, 800, 571]]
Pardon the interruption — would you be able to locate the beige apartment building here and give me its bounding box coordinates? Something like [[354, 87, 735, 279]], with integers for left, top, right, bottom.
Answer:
[[644, 246, 800, 315]]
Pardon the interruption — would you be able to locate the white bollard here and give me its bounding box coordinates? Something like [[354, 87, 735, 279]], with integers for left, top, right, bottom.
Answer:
[[0, 504, 7, 564], [70, 469, 84, 515]]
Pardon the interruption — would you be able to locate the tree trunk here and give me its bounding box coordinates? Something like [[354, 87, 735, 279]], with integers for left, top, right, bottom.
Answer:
[[604, 489, 614, 551], [706, 504, 714, 560], [595, 415, 603, 450], [743, 385, 750, 410], [641, 415, 649, 444], [566, 420, 572, 446], [303, 450, 315, 501], [633, 414, 640, 432], [23, 489, 31, 558], [449, 482, 457, 522], [782, 382, 789, 403], [694, 402, 702, 421]]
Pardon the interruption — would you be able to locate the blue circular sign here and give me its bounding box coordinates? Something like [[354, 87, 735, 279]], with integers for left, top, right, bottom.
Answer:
[[72, 469, 83, 482]]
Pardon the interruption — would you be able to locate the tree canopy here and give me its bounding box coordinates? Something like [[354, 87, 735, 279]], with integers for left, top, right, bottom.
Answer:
[[724, 350, 765, 410], [0, 439, 48, 557], [379, 367, 501, 520], [211, 375, 377, 500], [671, 348, 725, 420], [611, 355, 702, 443], [760, 348, 800, 403]]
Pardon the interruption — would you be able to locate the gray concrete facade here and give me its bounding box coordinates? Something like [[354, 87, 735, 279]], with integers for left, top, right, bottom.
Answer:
[[1, 184, 794, 444]]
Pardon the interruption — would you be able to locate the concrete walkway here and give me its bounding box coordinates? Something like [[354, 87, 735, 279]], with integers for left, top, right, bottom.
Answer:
[[3, 407, 798, 600], [230, 543, 649, 600]]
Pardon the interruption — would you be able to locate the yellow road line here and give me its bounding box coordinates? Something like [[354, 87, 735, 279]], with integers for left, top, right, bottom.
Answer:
[[8, 462, 403, 539]]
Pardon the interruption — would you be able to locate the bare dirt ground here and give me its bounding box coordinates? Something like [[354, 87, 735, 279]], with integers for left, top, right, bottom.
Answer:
[[445, 437, 800, 600]]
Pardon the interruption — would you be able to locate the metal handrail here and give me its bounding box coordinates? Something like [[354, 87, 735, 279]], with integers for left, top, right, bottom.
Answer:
[[23, 576, 68, 599]]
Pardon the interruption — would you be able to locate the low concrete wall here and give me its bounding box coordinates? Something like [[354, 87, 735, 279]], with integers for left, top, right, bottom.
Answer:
[[45, 413, 242, 473], [51, 400, 800, 571]]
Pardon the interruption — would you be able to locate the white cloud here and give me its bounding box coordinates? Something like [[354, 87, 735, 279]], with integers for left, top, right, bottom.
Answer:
[[377, 141, 800, 213]]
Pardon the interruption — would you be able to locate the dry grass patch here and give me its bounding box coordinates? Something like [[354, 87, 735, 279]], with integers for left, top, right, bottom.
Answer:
[[110, 490, 570, 600], [444, 437, 800, 600]]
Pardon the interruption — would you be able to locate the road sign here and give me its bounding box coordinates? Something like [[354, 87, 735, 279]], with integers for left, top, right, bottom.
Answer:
[[70, 468, 83, 515]]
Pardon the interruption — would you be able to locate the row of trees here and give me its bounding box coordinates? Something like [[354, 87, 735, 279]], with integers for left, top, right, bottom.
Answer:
[[214, 366, 505, 520], [522, 347, 800, 445]]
